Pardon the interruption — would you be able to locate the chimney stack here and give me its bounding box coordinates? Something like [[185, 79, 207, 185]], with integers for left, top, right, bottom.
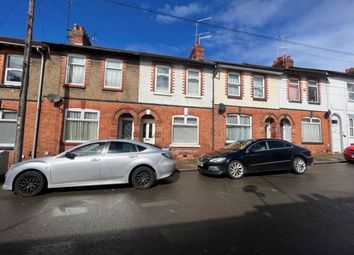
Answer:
[[272, 55, 294, 69], [345, 68, 354, 74], [189, 43, 205, 60], [68, 23, 91, 46]]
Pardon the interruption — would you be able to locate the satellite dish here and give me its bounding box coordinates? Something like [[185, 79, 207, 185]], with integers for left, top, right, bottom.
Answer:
[[218, 103, 226, 114], [47, 94, 62, 103]]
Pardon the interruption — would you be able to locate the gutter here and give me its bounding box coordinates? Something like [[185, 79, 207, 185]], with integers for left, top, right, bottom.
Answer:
[[219, 64, 283, 75], [32, 46, 46, 159]]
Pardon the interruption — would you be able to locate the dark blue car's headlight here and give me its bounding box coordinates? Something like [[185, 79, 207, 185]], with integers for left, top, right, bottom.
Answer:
[[209, 157, 226, 164]]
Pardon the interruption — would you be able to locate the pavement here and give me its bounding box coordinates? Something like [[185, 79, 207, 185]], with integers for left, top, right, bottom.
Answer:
[[0, 163, 354, 254], [176, 153, 347, 171]]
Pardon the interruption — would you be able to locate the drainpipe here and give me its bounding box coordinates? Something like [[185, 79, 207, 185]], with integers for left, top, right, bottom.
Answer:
[[32, 46, 46, 159], [211, 64, 220, 151]]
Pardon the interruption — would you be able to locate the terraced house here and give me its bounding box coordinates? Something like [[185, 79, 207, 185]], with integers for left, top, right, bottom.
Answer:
[[0, 24, 353, 165]]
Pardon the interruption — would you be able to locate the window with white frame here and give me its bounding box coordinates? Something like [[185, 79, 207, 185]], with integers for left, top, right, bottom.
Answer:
[[308, 81, 319, 103], [155, 65, 170, 93], [347, 83, 354, 101], [172, 115, 198, 145], [289, 78, 300, 101], [65, 54, 86, 85], [349, 117, 354, 137], [64, 109, 99, 142], [104, 59, 122, 89], [4, 55, 23, 86], [301, 117, 322, 143], [186, 69, 201, 96], [226, 114, 252, 142], [0, 110, 17, 147], [253, 76, 265, 99], [228, 73, 240, 97]]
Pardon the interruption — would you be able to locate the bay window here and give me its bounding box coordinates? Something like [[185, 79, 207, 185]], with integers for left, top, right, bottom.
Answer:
[[66, 54, 86, 85], [301, 117, 322, 143], [253, 76, 265, 99], [172, 115, 199, 145], [64, 109, 99, 142], [289, 78, 300, 102], [187, 69, 200, 96], [155, 65, 170, 93], [228, 73, 240, 97], [104, 59, 122, 89], [0, 110, 17, 147], [226, 114, 252, 142], [5, 55, 23, 86]]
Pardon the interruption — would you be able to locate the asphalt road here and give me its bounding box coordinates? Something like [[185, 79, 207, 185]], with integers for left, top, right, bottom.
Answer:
[[0, 163, 354, 255]]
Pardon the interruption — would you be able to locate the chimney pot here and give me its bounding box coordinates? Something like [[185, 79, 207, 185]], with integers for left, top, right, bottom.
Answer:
[[68, 23, 91, 46], [345, 67, 354, 74]]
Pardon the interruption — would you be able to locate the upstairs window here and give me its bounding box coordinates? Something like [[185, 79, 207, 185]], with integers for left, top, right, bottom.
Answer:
[[289, 78, 300, 102], [5, 55, 23, 86], [226, 114, 252, 143], [64, 109, 99, 142], [172, 116, 199, 145], [349, 117, 354, 137], [253, 76, 265, 99], [155, 65, 170, 93], [301, 117, 322, 143], [104, 59, 122, 89], [348, 83, 354, 101], [66, 54, 86, 86], [308, 81, 319, 103], [186, 69, 201, 96], [0, 110, 17, 147], [228, 73, 240, 97]]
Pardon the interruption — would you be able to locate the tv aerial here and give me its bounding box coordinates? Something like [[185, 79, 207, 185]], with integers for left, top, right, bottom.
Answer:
[[195, 17, 212, 45]]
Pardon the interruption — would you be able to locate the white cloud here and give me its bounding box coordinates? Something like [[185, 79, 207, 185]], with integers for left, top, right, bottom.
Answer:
[[156, 2, 208, 23]]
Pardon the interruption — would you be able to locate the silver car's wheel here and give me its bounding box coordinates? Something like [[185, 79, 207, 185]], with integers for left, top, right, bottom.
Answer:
[[14, 171, 45, 197], [227, 160, 245, 179], [293, 157, 307, 174], [131, 166, 156, 189]]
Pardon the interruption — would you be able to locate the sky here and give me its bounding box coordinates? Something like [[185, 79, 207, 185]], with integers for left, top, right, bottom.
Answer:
[[1, 0, 354, 72]]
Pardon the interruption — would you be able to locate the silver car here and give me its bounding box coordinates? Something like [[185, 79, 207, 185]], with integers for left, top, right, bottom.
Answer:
[[2, 140, 175, 197]]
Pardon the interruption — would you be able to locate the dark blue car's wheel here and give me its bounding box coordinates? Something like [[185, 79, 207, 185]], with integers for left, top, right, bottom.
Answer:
[[227, 160, 245, 179], [292, 157, 307, 174], [14, 171, 45, 197]]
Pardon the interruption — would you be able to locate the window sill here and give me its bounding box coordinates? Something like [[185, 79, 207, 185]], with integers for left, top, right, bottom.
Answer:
[[153, 92, 172, 96], [0, 84, 21, 89], [308, 102, 320, 105], [103, 87, 123, 92], [227, 95, 242, 99], [170, 144, 201, 148], [301, 141, 323, 145], [185, 95, 202, 99], [253, 98, 267, 101], [289, 100, 302, 103], [0, 144, 15, 150], [64, 84, 86, 89]]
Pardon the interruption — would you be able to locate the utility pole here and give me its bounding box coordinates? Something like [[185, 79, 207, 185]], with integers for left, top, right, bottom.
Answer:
[[14, 0, 36, 163]]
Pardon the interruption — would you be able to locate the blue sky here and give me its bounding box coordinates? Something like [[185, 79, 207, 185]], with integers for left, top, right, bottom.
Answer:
[[1, 0, 354, 71]]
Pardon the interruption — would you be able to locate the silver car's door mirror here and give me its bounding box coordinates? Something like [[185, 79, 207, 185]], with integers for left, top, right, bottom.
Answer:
[[65, 152, 76, 159]]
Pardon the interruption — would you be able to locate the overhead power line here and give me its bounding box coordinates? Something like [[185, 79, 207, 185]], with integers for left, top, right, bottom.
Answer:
[[101, 0, 354, 57]]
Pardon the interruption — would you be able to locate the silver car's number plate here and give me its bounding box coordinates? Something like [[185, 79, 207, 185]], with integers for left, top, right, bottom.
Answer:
[[198, 161, 204, 167]]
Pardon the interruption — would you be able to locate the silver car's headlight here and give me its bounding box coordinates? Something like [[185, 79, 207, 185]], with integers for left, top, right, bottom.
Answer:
[[209, 157, 226, 163]]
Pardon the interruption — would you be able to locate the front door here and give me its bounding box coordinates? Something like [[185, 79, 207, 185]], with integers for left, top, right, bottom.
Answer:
[[331, 116, 341, 152], [120, 117, 134, 140], [141, 119, 155, 144]]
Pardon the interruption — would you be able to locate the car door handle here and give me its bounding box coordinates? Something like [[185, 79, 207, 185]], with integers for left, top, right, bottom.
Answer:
[[129, 155, 138, 158], [90, 158, 101, 161]]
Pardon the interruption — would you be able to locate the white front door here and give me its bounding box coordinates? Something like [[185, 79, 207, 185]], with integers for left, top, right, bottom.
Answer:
[[282, 124, 292, 142], [141, 119, 155, 144], [331, 116, 341, 152], [266, 124, 271, 138]]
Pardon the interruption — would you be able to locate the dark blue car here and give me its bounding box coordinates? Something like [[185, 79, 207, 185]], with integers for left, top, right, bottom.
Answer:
[[198, 139, 313, 179]]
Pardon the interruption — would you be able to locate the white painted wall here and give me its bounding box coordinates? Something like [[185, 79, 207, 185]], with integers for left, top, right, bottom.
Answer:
[[327, 76, 354, 150], [138, 58, 213, 108], [279, 76, 329, 112]]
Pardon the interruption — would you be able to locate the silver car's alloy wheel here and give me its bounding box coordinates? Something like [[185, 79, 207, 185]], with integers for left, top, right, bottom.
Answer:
[[228, 161, 245, 179], [15, 171, 44, 197], [131, 166, 156, 189], [135, 171, 151, 186], [293, 157, 306, 174]]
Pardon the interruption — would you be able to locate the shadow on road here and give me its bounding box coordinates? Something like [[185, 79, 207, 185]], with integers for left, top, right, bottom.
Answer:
[[1, 193, 354, 255]]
